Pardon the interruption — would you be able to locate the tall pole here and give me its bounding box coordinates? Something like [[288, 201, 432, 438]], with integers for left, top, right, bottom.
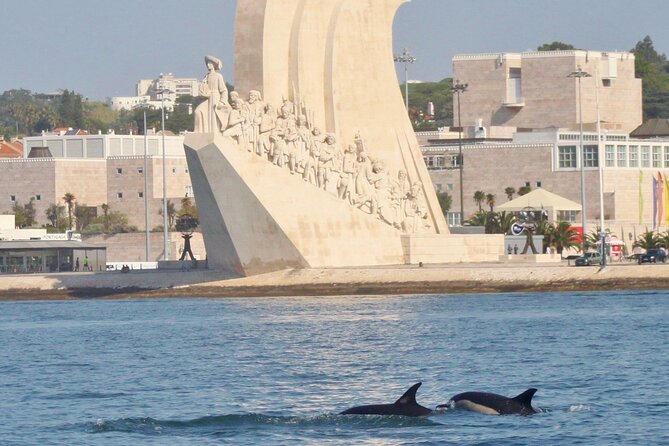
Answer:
[[568, 66, 591, 252], [451, 80, 468, 225], [160, 92, 168, 261], [143, 111, 150, 262], [394, 48, 416, 110], [595, 70, 606, 267]]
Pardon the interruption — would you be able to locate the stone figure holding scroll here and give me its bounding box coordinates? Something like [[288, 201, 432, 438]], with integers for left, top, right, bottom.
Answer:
[[194, 55, 229, 133]]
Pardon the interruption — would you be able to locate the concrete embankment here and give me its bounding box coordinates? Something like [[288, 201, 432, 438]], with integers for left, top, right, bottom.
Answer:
[[1, 261, 668, 301]]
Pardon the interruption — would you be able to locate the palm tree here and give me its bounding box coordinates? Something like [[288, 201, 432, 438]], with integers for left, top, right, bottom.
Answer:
[[518, 185, 532, 196], [101, 203, 110, 232], [504, 186, 516, 201], [62, 192, 76, 230], [486, 193, 496, 212], [544, 221, 580, 254], [496, 211, 517, 235], [473, 190, 486, 211], [45, 203, 64, 227], [159, 200, 177, 229], [633, 230, 660, 251]]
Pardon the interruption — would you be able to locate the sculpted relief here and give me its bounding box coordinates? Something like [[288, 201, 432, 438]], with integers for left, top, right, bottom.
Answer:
[[194, 55, 431, 234]]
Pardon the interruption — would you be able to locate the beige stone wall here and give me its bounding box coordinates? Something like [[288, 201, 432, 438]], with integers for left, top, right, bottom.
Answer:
[[83, 232, 205, 262], [0, 159, 57, 225], [454, 51, 642, 133]]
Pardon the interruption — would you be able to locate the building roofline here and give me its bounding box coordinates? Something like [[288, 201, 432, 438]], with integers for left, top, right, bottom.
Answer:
[[453, 50, 634, 62]]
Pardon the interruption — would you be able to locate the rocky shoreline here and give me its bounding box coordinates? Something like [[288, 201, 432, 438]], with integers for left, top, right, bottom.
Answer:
[[1, 261, 668, 301]]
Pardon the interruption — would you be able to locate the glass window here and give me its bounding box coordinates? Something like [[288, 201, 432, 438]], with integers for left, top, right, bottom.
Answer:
[[10, 195, 16, 202], [447, 212, 461, 226], [653, 146, 662, 168], [616, 145, 627, 167], [641, 146, 650, 167], [584, 145, 598, 168], [35, 194, 41, 201], [629, 146, 639, 167], [605, 145, 615, 167], [558, 146, 577, 168], [557, 210, 577, 223], [116, 192, 123, 199], [138, 192, 144, 198], [664, 147, 669, 168], [137, 167, 144, 174], [116, 167, 123, 174]]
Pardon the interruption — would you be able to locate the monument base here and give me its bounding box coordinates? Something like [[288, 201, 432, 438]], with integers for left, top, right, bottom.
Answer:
[[402, 234, 505, 264]]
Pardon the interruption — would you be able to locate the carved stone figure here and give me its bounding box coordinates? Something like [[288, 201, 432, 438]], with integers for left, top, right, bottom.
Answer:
[[247, 90, 265, 155], [303, 127, 322, 184], [194, 55, 230, 133], [223, 99, 247, 146], [353, 150, 374, 212], [318, 134, 337, 191], [258, 104, 277, 159], [403, 182, 430, 233], [338, 144, 358, 201], [270, 102, 297, 168]]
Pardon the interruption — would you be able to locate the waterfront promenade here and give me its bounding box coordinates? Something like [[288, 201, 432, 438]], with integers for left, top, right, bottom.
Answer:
[[1, 260, 667, 300]]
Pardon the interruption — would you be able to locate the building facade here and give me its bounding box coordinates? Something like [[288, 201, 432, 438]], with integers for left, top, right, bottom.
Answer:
[[452, 50, 642, 133], [1, 134, 193, 230], [423, 130, 669, 236], [110, 73, 199, 111]]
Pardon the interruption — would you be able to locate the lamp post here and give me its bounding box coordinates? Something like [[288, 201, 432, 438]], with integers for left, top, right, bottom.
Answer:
[[568, 66, 591, 252], [451, 80, 468, 225], [143, 111, 150, 262], [394, 48, 416, 110], [156, 88, 174, 261]]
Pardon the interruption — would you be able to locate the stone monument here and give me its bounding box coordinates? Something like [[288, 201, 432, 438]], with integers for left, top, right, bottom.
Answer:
[[184, 0, 503, 276]]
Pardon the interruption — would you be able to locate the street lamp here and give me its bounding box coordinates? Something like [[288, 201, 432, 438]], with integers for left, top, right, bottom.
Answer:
[[394, 48, 416, 110], [156, 88, 174, 261], [451, 80, 468, 225], [567, 66, 592, 252]]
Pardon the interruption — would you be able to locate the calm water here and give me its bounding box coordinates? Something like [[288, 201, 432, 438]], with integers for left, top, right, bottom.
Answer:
[[1, 291, 668, 445]]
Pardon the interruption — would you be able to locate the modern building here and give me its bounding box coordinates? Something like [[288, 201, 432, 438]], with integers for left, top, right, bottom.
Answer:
[[423, 129, 669, 237], [0, 214, 106, 273], [452, 50, 642, 133], [0, 133, 193, 230], [110, 73, 199, 111]]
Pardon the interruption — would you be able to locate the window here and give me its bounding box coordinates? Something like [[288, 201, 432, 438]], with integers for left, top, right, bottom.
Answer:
[[605, 145, 615, 167], [447, 183, 454, 191], [138, 192, 144, 198], [557, 210, 578, 223], [185, 168, 189, 174], [434, 183, 443, 192], [653, 146, 662, 168], [616, 145, 627, 167], [172, 168, 177, 174], [584, 145, 599, 168], [137, 167, 144, 174], [629, 146, 639, 167], [536, 181, 542, 188], [35, 194, 41, 201], [602, 79, 611, 87], [10, 195, 16, 202], [450, 155, 461, 168], [185, 186, 193, 197], [558, 146, 577, 168], [665, 147, 669, 168], [447, 212, 461, 226], [116, 167, 123, 174], [525, 181, 531, 187], [116, 192, 123, 199], [641, 146, 650, 167]]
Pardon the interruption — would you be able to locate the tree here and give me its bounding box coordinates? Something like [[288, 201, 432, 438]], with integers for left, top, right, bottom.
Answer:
[[485, 193, 496, 212], [518, 185, 532, 196], [543, 221, 580, 254], [473, 190, 486, 211], [631, 36, 669, 119], [74, 205, 97, 231], [100, 203, 110, 232], [63, 192, 76, 230], [436, 191, 452, 215], [45, 203, 65, 227], [537, 41, 576, 51], [633, 230, 660, 250], [159, 200, 177, 229], [11, 198, 36, 228], [504, 186, 516, 201], [57, 89, 84, 128]]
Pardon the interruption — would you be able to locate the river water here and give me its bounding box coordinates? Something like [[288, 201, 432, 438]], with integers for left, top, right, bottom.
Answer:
[[1, 290, 668, 445]]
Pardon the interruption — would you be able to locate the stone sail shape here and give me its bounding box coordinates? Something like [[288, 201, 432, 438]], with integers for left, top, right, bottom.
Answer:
[[235, 0, 448, 233], [184, 134, 406, 276]]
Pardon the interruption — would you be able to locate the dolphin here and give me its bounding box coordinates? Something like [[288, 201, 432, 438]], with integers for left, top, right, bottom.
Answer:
[[340, 382, 433, 416], [438, 388, 538, 415]]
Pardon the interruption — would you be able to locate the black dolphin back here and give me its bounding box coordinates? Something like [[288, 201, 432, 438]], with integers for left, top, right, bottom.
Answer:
[[511, 388, 537, 412], [395, 382, 422, 405]]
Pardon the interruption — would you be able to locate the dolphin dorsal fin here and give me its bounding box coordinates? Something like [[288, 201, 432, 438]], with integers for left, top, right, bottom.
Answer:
[[395, 382, 422, 405], [511, 388, 537, 407]]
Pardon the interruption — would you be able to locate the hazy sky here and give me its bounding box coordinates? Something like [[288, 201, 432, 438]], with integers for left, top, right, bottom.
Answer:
[[3, 0, 669, 99]]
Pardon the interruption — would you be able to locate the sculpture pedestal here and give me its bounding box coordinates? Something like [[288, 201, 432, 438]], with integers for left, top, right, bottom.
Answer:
[[185, 133, 407, 276], [402, 234, 505, 264]]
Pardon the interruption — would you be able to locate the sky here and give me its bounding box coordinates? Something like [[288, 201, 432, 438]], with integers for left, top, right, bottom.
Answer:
[[2, 0, 669, 100]]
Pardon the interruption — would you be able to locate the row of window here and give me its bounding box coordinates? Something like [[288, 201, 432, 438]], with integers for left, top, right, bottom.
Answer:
[[424, 155, 460, 169], [604, 145, 669, 168], [9, 194, 41, 203], [115, 167, 189, 174], [557, 145, 599, 168]]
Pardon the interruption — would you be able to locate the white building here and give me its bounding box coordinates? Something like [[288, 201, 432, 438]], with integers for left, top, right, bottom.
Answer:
[[110, 73, 200, 111]]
